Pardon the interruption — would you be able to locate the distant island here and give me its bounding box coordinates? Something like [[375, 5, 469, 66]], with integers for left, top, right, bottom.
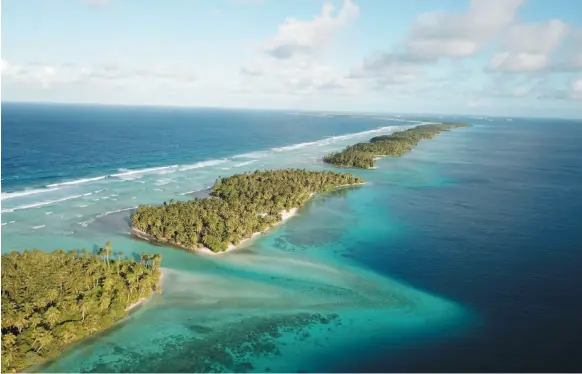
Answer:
[[0, 244, 162, 373], [323, 122, 469, 168], [131, 169, 364, 253]]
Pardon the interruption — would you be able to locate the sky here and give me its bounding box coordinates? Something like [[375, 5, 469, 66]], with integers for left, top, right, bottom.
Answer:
[[1, 0, 582, 117]]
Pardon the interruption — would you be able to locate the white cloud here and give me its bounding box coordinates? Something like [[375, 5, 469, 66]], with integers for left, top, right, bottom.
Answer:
[[2, 61, 63, 88], [264, 0, 359, 59], [239, 1, 360, 96], [501, 20, 569, 54], [240, 58, 359, 96], [571, 78, 582, 100], [406, 0, 525, 59], [348, 0, 525, 91], [348, 52, 427, 86], [488, 52, 549, 72], [239, 63, 265, 77], [2, 61, 197, 89], [488, 19, 569, 72], [1, 59, 10, 73], [551, 28, 582, 72]]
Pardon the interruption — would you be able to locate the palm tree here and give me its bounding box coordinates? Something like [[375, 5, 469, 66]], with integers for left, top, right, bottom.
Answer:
[[84, 315, 99, 335], [79, 299, 91, 322], [29, 314, 43, 329], [44, 307, 60, 329], [46, 288, 59, 304], [2, 333, 16, 349], [102, 277, 114, 291], [34, 330, 54, 352], [23, 302, 35, 315], [140, 252, 148, 266], [99, 295, 111, 311], [104, 241, 113, 266], [116, 251, 124, 274], [13, 313, 28, 333], [128, 283, 138, 301], [57, 329, 77, 345], [2, 349, 15, 370]]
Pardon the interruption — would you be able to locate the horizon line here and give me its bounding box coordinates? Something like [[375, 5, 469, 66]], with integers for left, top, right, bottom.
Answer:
[[2, 99, 581, 121]]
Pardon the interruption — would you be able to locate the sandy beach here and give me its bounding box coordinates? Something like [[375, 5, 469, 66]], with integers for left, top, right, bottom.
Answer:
[[125, 267, 166, 312], [131, 183, 364, 256]]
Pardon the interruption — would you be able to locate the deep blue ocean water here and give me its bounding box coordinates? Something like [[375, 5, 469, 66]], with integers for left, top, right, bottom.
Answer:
[[2, 103, 582, 372], [1, 103, 393, 192]]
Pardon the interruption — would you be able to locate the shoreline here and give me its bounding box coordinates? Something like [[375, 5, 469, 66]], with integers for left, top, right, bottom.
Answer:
[[131, 183, 364, 255], [323, 122, 469, 169], [131, 207, 300, 256], [24, 268, 166, 373], [125, 267, 166, 311]]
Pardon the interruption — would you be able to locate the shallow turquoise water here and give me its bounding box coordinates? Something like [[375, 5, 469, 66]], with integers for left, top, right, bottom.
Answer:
[[33, 177, 472, 372], [2, 108, 474, 372]]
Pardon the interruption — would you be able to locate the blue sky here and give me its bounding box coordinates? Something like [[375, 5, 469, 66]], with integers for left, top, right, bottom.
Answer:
[[2, 0, 582, 117]]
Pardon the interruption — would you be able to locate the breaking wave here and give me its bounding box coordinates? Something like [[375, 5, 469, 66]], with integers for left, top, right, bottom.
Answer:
[[111, 165, 179, 178], [1, 124, 418, 214], [178, 159, 228, 171], [47, 175, 107, 187], [232, 151, 268, 159], [2, 194, 88, 213], [1, 187, 60, 200], [77, 206, 138, 227], [233, 160, 257, 167], [96, 206, 138, 219]]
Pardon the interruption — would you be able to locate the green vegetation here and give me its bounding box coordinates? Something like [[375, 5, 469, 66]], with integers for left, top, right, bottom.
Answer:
[[1, 243, 162, 373], [323, 123, 469, 168], [131, 169, 363, 252]]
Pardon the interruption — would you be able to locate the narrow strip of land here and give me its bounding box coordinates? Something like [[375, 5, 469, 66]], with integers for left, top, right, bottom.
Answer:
[[131, 169, 364, 253], [323, 122, 469, 169]]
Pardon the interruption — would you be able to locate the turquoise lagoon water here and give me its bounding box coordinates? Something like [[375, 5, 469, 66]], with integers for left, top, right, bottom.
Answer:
[[3, 104, 581, 371]]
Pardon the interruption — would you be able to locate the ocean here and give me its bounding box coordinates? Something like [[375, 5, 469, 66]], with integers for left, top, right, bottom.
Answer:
[[2, 102, 582, 372]]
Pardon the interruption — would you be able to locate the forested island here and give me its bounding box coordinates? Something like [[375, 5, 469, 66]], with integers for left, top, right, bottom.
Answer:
[[1, 244, 162, 373], [323, 123, 469, 168], [131, 169, 363, 253]]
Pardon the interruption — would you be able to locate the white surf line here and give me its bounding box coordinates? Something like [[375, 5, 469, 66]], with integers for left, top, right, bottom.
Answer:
[[1, 194, 87, 213], [1, 187, 61, 200], [47, 175, 107, 187], [2, 121, 435, 209]]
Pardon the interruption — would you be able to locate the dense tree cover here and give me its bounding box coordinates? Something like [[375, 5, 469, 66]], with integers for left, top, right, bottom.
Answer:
[[324, 123, 469, 168], [131, 169, 363, 252], [1, 244, 162, 373]]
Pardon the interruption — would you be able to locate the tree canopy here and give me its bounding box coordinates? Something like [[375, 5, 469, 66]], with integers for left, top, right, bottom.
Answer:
[[1, 244, 162, 373], [323, 122, 469, 168], [131, 169, 363, 252]]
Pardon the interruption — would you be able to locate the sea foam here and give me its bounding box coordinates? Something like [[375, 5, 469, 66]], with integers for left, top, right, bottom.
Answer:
[[47, 175, 107, 187], [111, 165, 179, 178], [1, 194, 86, 213], [178, 159, 227, 171], [1, 187, 60, 200], [233, 160, 257, 167], [96, 206, 138, 218], [1, 124, 418, 214]]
